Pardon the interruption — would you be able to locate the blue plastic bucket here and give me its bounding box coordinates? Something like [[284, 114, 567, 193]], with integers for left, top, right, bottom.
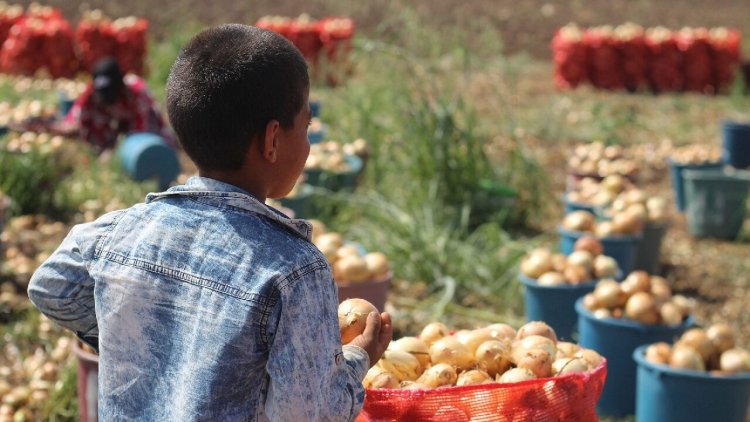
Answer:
[[683, 168, 750, 240], [310, 100, 321, 118], [668, 158, 723, 212], [518, 274, 597, 342], [558, 226, 641, 276], [58, 92, 75, 118], [279, 184, 316, 220], [633, 221, 669, 274], [562, 195, 597, 215], [634, 345, 750, 422], [304, 154, 363, 192], [575, 299, 694, 417], [722, 120, 750, 169], [118, 132, 181, 190]]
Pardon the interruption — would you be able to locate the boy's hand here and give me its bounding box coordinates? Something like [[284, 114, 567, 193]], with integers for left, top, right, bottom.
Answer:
[[347, 311, 392, 367]]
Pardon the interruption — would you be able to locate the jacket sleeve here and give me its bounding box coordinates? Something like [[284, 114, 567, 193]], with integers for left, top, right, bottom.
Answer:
[[27, 211, 122, 351], [264, 261, 369, 422]]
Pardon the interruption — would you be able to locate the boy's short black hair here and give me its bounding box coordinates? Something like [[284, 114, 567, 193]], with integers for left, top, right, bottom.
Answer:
[[167, 24, 309, 171]]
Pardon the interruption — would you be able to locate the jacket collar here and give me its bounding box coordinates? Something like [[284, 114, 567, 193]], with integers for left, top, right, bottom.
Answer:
[[145, 176, 312, 241]]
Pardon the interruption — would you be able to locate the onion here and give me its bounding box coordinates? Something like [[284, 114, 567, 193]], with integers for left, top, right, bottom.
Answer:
[[333, 255, 371, 283], [364, 252, 390, 279], [551, 254, 568, 272], [377, 350, 423, 381], [516, 321, 557, 343], [602, 174, 626, 192], [485, 323, 517, 341], [621, 271, 650, 296], [419, 322, 449, 348], [595, 221, 616, 238], [669, 345, 705, 371], [678, 329, 715, 362], [593, 308, 612, 319], [574, 349, 604, 370], [338, 298, 378, 344], [516, 349, 553, 378], [706, 324, 735, 354], [659, 302, 683, 326], [625, 292, 659, 324], [475, 340, 512, 377], [562, 211, 596, 232], [456, 369, 492, 386], [612, 209, 644, 235], [672, 295, 696, 317], [564, 264, 591, 285], [513, 335, 557, 363], [593, 279, 623, 309], [520, 249, 554, 278], [308, 219, 327, 239], [497, 367, 536, 383], [416, 363, 458, 388], [593, 255, 618, 278], [457, 328, 496, 355], [336, 245, 361, 260], [401, 381, 430, 390], [429, 337, 475, 371], [552, 357, 588, 376], [582, 293, 599, 310], [388, 337, 430, 369], [719, 348, 750, 373], [555, 342, 581, 359], [573, 236, 603, 257], [538, 271, 566, 286], [363, 366, 399, 389], [650, 276, 672, 301], [644, 342, 672, 365], [315, 232, 344, 250]]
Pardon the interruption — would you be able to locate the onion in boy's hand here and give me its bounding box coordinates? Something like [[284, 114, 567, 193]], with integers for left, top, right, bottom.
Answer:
[[338, 299, 393, 366]]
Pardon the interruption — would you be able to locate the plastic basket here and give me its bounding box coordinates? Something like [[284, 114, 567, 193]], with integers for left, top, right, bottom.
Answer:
[[575, 298, 693, 417], [73, 341, 99, 422], [667, 158, 723, 212], [279, 184, 317, 220], [558, 226, 641, 276], [632, 221, 669, 274], [634, 345, 750, 422], [562, 195, 596, 215], [722, 120, 750, 169], [304, 154, 363, 192], [356, 360, 607, 422], [118, 132, 181, 190], [337, 272, 392, 312], [683, 168, 750, 239]]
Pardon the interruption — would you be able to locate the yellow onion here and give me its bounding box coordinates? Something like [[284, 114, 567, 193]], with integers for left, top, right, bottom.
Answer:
[[363, 366, 399, 389], [485, 323, 517, 341], [562, 211, 596, 232], [593, 308, 612, 319], [419, 322, 449, 348], [551, 254, 568, 272], [457, 328, 496, 355], [593, 255, 618, 278], [429, 337, 475, 371], [719, 348, 750, 373], [333, 255, 371, 283], [475, 340, 512, 377], [364, 252, 390, 279], [672, 295, 695, 317], [336, 245, 361, 260], [456, 369, 492, 386], [582, 293, 599, 310], [516, 321, 557, 343], [567, 250, 594, 271], [377, 350, 423, 381], [516, 349, 553, 378], [308, 219, 327, 239], [573, 236, 603, 257], [388, 337, 430, 369], [593, 279, 624, 309], [659, 302, 683, 326], [574, 349, 604, 370], [564, 264, 591, 285], [555, 342, 581, 359], [416, 363, 458, 388], [706, 324, 735, 354], [315, 232, 344, 250], [520, 249, 554, 278], [649, 276, 671, 300], [645, 342, 672, 365], [678, 329, 715, 362], [538, 271, 566, 286], [513, 335, 557, 362], [552, 357, 588, 376], [596, 221, 616, 237], [401, 381, 430, 390], [338, 298, 378, 344], [621, 271, 650, 296], [498, 367, 536, 383], [669, 345, 705, 371], [625, 292, 659, 324]]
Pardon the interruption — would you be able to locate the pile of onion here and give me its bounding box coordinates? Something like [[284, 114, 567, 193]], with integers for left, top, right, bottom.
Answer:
[[362, 320, 604, 390], [644, 324, 750, 374], [670, 145, 722, 165], [567, 177, 669, 225], [567, 141, 638, 179], [519, 241, 619, 285], [582, 271, 694, 325], [562, 209, 645, 237], [311, 221, 390, 284]]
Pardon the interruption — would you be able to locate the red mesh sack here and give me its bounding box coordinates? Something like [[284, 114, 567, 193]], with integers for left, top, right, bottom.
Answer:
[[676, 28, 715, 94], [42, 18, 79, 78], [584, 27, 625, 91], [709, 28, 741, 92], [0, 6, 24, 48], [0, 17, 46, 75], [645, 28, 683, 93], [317, 17, 355, 86], [613, 24, 648, 91], [113, 18, 148, 75], [356, 360, 607, 422], [551, 25, 588, 89], [255, 16, 294, 39], [287, 17, 322, 61]]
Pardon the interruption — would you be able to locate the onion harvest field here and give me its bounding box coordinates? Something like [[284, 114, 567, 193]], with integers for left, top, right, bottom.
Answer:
[[2, 1, 750, 421]]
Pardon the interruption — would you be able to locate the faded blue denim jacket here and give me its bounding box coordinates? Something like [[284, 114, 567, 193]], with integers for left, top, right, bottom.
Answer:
[[28, 176, 369, 421]]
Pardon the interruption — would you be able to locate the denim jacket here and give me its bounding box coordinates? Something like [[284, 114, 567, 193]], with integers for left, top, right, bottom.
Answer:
[[28, 177, 369, 421]]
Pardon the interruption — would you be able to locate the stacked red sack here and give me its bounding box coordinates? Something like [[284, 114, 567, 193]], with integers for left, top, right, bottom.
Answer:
[[0, 4, 23, 47], [0, 4, 78, 78], [75, 11, 148, 76], [552, 23, 743, 94]]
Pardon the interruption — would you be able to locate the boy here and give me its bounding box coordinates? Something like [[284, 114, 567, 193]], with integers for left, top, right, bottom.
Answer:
[[28, 24, 391, 421]]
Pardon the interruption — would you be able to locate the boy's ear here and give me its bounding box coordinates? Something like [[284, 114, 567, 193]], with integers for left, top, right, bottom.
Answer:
[[262, 119, 280, 163]]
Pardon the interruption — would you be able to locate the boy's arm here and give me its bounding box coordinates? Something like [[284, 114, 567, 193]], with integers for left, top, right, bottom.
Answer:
[[264, 263, 369, 422], [27, 215, 115, 352]]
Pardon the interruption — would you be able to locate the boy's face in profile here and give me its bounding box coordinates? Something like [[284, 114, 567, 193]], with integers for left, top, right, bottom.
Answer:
[[267, 86, 312, 199]]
